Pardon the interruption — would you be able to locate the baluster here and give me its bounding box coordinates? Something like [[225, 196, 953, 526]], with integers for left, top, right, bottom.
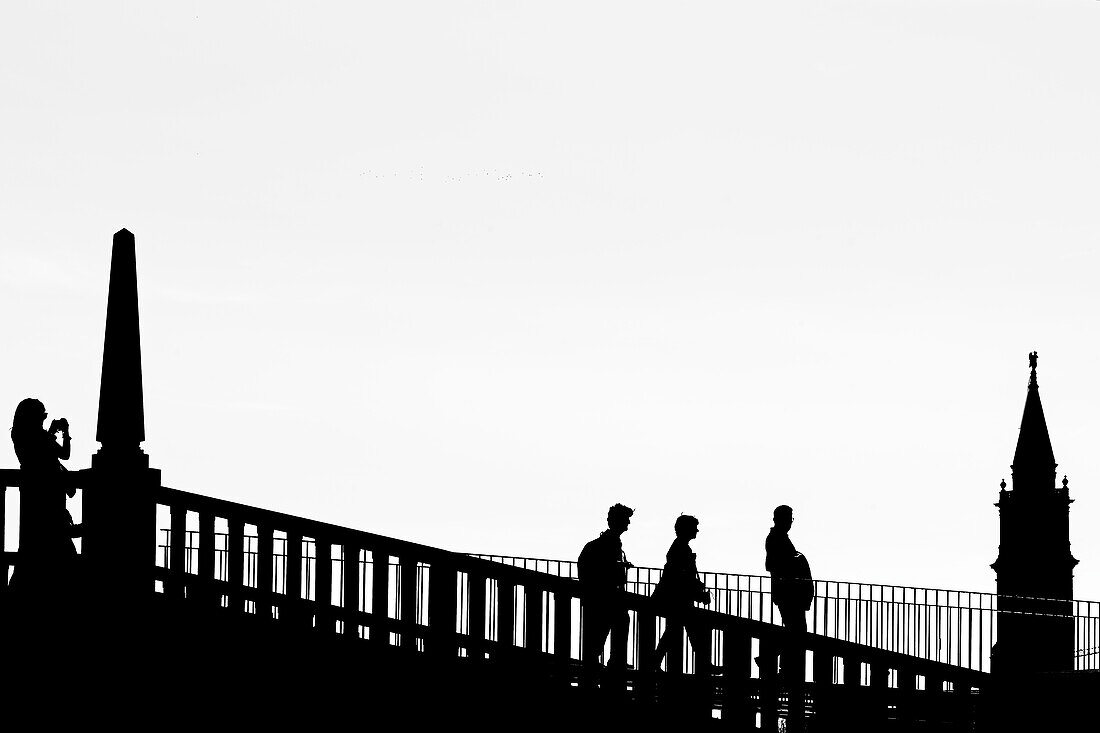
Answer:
[[226, 517, 244, 612], [758, 635, 780, 732], [842, 654, 863, 728], [197, 510, 216, 606], [868, 661, 889, 728], [721, 628, 753, 730], [925, 673, 944, 727], [428, 560, 457, 658], [314, 538, 332, 633], [468, 571, 486, 661], [812, 647, 835, 729], [947, 676, 969, 728], [371, 550, 389, 647], [635, 606, 656, 701], [342, 541, 360, 638], [786, 642, 808, 733], [400, 556, 418, 650], [283, 529, 303, 626], [168, 504, 186, 599], [497, 579, 515, 658], [896, 666, 916, 729], [524, 585, 544, 654], [691, 622, 715, 723]]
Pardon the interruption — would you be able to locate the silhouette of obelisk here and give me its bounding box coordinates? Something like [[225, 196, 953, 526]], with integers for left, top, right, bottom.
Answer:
[[991, 353, 1077, 675], [93, 228, 147, 469], [83, 229, 160, 608]]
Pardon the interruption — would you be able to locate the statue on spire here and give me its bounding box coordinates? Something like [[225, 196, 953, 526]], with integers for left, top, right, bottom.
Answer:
[[1029, 351, 1038, 371]]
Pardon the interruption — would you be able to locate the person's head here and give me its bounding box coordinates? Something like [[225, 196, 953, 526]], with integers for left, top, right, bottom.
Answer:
[[12, 398, 46, 436], [674, 514, 700, 539], [607, 503, 634, 534], [773, 505, 793, 532]]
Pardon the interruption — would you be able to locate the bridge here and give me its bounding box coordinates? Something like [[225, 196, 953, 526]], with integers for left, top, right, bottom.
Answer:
[[0, 230, 1093, 730]]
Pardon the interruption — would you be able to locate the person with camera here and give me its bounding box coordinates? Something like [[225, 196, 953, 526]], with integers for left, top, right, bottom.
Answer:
[[9, 397, 79, 599], [646, 514, 711, 671]]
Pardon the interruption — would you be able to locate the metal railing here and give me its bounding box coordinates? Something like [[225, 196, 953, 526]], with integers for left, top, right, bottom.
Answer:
[[471, 554, 1100, 674]]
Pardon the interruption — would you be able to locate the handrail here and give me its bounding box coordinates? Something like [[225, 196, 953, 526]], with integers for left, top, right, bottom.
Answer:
[[468, 552, 1100, 609]]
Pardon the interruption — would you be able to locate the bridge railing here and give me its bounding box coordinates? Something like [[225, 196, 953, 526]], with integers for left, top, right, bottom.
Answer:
[[148, 485, 988, 729], [473, 553, 1100, 674], [0, 469, 85, 585]]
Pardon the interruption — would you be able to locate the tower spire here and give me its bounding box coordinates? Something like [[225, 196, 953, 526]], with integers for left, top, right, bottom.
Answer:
[[1011, 351, 1055, 489]]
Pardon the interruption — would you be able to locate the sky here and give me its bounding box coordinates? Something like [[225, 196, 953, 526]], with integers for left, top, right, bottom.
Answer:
[[2, 1, 1099, 599]]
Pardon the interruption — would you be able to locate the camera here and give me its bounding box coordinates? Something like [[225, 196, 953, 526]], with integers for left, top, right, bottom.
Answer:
[[49, 417, 69, 434]]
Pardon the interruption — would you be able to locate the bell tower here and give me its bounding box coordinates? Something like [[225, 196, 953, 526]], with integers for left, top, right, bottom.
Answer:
[[991, 352, 1077, 674]]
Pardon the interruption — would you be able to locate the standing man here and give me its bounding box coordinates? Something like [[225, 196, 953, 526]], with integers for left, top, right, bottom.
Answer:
[[578, 503, 634, 681], [766, 505, 812, 634]]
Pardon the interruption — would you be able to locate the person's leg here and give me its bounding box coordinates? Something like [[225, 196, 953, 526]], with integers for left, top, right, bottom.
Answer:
[[583, 605, 613, 664], [685, 620, 709, 664], [607, 607, 630, 668], [650, 615, 683, 671], [777, 603, 806, 678]]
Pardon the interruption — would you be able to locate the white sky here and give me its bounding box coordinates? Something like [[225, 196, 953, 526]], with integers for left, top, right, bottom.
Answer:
[[2, 1, 1099, 598]]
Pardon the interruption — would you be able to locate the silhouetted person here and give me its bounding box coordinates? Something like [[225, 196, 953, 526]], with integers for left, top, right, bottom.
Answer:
[[765, 505, 812, 633], [578, 503, 633, 682], [646, 514, 711, 671], [9, 398, 78, 601]]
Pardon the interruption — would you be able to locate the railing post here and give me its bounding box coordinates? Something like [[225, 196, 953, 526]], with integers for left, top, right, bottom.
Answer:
[[497, 579, 515, 658], [721, 628, 753, 729], [758, 635, 780, 732], [226, 517, 244, 612], [400, 556, 418, 650], [371, 550, 389, 647], [896, 665, 916, 728], [868, 660, 889, 728], [842, 654, 864, 728], [786, 642, 807, 733], [925, 673, 943, 726], [283, 529, 302, 626], [524, 585, 544, 655], [635, 607, 656, 702], [255, 522, 273, 621], [314, 538, 332, 633], [197, 510, 216, 606], [342, 542, 360, 638], [812, 646, 835, 729], [168, 504, 186, 599], [692, 621, 715, 723], [467, 571, 486, 661], [428, 560, 457, 658]]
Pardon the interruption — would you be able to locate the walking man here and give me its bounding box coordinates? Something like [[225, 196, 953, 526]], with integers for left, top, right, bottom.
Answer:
[[579, 503, 634, 683]]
